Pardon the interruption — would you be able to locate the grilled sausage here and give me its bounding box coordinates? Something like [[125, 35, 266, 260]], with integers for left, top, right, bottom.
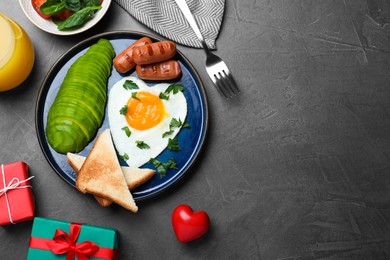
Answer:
[[136, 60, 182, 80], [132, 41, 176, 65], [113, 37, 152, 73]]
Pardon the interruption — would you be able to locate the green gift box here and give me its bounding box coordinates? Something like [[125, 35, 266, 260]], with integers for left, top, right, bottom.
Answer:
[[27, 217, 119, 260]]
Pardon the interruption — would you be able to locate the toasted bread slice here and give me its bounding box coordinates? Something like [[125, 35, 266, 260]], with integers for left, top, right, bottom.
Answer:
[[94, 195, 113, 207], [67, 153, 155, 190], [122, 167, 155, 190], [70, 151, 112, 206], [76, 129, 138, 213], [66, 152, 112, 207], [67, 152, 86, 173]]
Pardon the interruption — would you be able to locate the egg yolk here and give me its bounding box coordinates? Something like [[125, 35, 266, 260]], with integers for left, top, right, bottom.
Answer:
[[126, 91, 165, 130]]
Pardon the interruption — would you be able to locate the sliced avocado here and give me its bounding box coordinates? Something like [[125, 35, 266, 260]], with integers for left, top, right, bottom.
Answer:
[[46, 38, 114, 154]]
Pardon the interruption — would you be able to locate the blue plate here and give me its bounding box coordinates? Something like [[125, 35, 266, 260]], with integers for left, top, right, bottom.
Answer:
[[35, 31, 208, 201]]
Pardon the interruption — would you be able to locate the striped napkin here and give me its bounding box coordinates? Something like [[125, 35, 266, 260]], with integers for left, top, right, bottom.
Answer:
[[114, 0, 225, 49]]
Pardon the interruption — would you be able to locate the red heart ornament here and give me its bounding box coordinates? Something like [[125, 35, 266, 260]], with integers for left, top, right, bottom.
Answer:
[[172, 204, 210, 243]]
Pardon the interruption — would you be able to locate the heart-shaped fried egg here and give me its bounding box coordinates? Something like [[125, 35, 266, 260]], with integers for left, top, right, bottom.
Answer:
[[107, 77, 187, 167]]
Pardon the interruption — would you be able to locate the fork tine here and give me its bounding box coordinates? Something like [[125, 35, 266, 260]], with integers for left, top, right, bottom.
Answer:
[[221, 70, 237, 97], [223, 69, 240, 94], [218, 72, 235, 97], [213, 73, 229, 98], [209, 73, 224, 96]]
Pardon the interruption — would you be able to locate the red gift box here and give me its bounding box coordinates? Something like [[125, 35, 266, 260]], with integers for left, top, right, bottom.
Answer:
[[0, 162, 35, 225]]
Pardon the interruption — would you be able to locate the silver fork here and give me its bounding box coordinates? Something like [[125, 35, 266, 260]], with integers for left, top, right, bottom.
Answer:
[[174, 0, 239, 98]]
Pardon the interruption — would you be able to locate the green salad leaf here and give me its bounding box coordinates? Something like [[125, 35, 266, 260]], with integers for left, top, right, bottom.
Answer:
[[57, 5, 101, 30], [40, 0, 66, 15], [84, 0, 100, 7], [64, 0, 81, 11]]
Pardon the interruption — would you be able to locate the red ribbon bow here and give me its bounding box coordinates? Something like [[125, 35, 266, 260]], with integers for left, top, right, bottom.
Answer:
[[47, 223, 98, 260]]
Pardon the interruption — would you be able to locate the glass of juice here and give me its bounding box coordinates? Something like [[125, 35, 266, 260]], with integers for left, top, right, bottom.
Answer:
[[0, 13, 34, 92]]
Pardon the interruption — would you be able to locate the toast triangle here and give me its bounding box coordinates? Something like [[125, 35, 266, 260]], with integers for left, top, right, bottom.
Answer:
[[67, 153, 155, 190], [122, 167, 155, 190], [76, 129, 138, 213], [67, 152, 112, 207]]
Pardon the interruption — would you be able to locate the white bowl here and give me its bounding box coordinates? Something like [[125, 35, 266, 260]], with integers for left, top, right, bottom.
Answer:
[[19, 0, 111, 35]]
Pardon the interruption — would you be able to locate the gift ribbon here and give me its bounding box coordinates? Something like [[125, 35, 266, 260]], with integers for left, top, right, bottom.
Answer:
[[29, 222, 118, 260], [48, 223, 98, 260], [0, 164, 34, 224]]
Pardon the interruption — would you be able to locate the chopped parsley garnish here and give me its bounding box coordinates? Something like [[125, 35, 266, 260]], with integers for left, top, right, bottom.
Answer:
[[165, 84, 184, 95], [149, 158, 166, 176], [119, 105, 128, 115], [162, 130, 174, 138], [123, 80, 139, 90], [167, 138, 180, 151], [162, 118, 183, 138], [136, 141, 150, 149], [183, 122, 190, 128], [119, 153, 129, 160], [131, 92, 139, 100], [121, 126, 131, 137], [170, 118, 182, 128], [159, 92, 169, 100], [164, 158, 178, 170], [149, 157, 178, 177], [159, 84, 185, 100]]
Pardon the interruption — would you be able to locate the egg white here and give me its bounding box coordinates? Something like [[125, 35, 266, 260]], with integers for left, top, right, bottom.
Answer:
[[107, 76, 187, 168]]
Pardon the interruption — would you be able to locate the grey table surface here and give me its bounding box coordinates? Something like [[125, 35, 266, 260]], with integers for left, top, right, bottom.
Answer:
[[1, 0, 390, 259]]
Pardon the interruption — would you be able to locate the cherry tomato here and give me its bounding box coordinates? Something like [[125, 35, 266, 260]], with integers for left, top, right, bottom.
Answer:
[[53, 9, 74, 21], [31, 0, 51, 20]]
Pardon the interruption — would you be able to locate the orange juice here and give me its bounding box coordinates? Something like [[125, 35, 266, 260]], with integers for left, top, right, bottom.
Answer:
[[0, 13, 34, 92]]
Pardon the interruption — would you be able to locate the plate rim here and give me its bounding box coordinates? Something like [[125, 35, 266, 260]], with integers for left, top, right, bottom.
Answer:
[[35, 30, 209, 201]]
